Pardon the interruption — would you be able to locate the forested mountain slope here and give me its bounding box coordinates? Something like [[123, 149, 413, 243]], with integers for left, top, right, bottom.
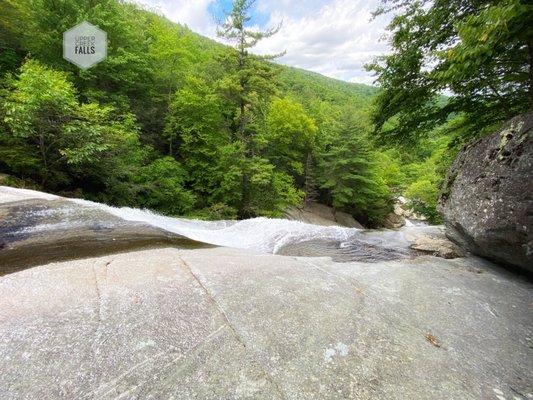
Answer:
[[0, 0, 442, 226]]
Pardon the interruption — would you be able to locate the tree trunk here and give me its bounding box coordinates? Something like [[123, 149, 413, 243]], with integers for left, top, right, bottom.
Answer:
[[527, 40, 533, 109], [304, 152, 318, 205], [38, 131, 48, 186]]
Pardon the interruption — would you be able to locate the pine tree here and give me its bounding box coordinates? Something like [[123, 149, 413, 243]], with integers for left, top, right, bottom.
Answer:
[[319, 118, 391, 226], [217, 0, 282, 140], [217, 0, 287, 217]]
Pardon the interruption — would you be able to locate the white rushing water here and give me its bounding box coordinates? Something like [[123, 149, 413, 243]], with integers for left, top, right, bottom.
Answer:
[[71, 198, 363, 254], [67, 198, 439, 257]]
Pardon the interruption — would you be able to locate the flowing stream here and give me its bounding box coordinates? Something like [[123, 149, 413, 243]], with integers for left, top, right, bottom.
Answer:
[[1, 185, 440, 271], [70, 198, 435, 262]]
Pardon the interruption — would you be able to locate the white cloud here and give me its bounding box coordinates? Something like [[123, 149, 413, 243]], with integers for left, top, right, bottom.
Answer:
[[133, 0, 392, 85], [253, 0, 391, 84], [134, 0, 217, 36]]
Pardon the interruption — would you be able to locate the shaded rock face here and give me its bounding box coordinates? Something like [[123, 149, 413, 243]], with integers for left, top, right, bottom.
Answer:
[[0, 198, 209, 275], [383, 212, 405, 229], [438, 113, 533, 272]]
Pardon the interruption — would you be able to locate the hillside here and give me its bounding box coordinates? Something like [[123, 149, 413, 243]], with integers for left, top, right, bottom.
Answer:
[[279, 66, 378, 105], [0, 0, 442, 227]]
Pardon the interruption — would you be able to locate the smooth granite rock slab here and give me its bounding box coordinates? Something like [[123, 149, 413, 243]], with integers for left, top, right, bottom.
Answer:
[[0, 248, 281, 399], [2, 246, 528, 399]]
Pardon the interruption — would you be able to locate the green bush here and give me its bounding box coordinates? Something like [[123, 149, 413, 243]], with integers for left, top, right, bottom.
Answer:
[[134, 157, 196, 215]]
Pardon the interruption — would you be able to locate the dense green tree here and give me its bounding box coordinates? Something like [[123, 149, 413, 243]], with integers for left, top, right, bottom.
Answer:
[[133, 157, 196, 215], [368, 0, 533, 143], [164, 75, 229, 205], [206, 142, 302, 217], [0, 0, 402, 223], [215, 0, 302, 217], [1, 59, 144, 202], [319, 115, 392, 226], [217, 0, 282, 139], [2, 60, 89, 186], [374, 150, 406, 195], [261, 97, 317, 179]]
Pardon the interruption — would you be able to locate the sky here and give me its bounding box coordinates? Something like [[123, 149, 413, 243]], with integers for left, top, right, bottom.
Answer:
[[134, 0, 392, 85]]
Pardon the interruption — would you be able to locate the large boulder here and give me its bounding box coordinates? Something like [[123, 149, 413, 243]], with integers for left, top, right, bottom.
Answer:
[[284, 202, 364, 228], [383, 212, 405, 229], [438, 113, 533, 272]]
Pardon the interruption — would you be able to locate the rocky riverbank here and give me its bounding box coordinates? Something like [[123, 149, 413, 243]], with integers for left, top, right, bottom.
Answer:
[[0, 186, 532, 399]]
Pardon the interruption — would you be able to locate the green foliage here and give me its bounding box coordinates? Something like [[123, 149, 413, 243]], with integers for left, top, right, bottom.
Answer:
[[189, 203, 238, 221], [319, 115, 392, 226], [134, 157, 196, 215], [165, 75, 228, 202], [213, 0, 305, 218], [405, 180, 441, 223], [245, 157, 303, 217], [217, 0, 281, 141], [1, 59, 145, 204], [2, 60, 98, 186], [397, 128, 460, 223], [368, 0, 533, 143], [374, 150, 406, 195], [261, 97, 317, 178], [0, 0, 406, 225], [206, 143, 302, 218]]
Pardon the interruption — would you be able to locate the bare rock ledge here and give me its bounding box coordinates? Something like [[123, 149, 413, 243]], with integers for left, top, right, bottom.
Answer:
[[0, 187, 532, 399]]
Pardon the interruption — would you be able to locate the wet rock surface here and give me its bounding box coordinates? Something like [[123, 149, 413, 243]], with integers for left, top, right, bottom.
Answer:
[[0, 193, 209, 275], [278, 225, 462, 262], [285, 203, 364, 228], [409, 235, 465, 259], [439, 112, 533, 272], [0, 186, 451, 268], [277, 238, 417, 262], [0, 186, 532, 399]]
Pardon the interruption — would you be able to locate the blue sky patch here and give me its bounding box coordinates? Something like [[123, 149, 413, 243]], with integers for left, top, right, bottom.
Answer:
[[208, 0, 270, 27]]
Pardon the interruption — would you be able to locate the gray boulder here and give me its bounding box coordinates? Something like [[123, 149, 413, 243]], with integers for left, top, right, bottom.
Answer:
[[438, 113, 533, 272], [383, 212, 406, 229], [333, 210, 364, 229], [284, 202, 364, 228]]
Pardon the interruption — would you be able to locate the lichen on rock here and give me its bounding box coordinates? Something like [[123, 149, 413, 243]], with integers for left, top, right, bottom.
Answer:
[[438, 112, 533, 272]]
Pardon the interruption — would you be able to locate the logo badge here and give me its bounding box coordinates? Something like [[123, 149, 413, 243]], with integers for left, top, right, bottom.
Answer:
[[63, 21, 107, 69]]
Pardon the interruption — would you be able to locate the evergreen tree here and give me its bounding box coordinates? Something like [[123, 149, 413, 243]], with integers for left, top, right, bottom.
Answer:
[[216, 0, 299, 217], [319, 116, 392, 226], [217, 0, 282, 140]]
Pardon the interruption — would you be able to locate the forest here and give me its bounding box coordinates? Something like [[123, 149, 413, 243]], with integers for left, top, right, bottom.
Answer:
[[0, 0, 531, 226]]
